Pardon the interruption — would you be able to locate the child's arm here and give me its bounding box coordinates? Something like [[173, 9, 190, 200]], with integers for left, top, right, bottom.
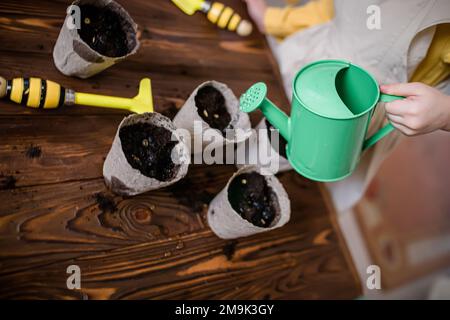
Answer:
[[381, 82, 450, 136], [243, 0, 334, 38]]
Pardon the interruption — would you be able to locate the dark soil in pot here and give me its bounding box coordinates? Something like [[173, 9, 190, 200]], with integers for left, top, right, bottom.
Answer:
[[265, 119, 288, 158], [119, 122, 179, 181], [195, 85, 231, 136], [228, 172, 279, 228], [78, 4, 131, 57]]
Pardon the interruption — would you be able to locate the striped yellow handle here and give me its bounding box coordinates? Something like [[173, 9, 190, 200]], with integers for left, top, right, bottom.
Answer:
[[5, 77, 64, 109], [206, 2, 252, 36], [1, 77, 153, 114]]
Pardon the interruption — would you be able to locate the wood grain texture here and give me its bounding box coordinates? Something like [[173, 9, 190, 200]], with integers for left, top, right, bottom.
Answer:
[[0, 0, 361, 299]]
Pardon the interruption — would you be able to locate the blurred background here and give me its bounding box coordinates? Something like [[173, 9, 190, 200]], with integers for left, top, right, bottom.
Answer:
[[269, 0, 450, 299]]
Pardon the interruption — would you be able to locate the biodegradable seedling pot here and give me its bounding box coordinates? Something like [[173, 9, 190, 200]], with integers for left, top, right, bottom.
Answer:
[[236, 118, 292, 173], [173, 81, 251, 154], [103, 113, 189, 196], [53, 0, 139, 78], [207, 166, 291, 239]]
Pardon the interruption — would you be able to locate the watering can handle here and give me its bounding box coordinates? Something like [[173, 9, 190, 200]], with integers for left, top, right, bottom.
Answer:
[[362, 93, 405, 150]]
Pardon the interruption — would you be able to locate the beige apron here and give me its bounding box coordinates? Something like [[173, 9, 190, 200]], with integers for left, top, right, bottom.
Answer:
[[271, 0, 450, 212]]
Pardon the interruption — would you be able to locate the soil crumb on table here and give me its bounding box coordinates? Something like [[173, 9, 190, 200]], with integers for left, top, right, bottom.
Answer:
[[119, 122, 179, 181], [94, 192, 117, 213], [228, 172, 278, 228], [25, 144, 42, 158], [222, 240, 238, 260], [78, 4, 131, 57], [195, 85, 231, 136], [170, 177, 214, 213]]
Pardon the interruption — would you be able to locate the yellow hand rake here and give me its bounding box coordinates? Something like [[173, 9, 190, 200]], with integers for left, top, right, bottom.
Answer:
[[0, 76, 153, 114]]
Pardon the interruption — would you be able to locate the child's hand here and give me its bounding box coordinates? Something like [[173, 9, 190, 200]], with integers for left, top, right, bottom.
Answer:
[[380, 82, 450, 136], [242, 0, 267, 33]]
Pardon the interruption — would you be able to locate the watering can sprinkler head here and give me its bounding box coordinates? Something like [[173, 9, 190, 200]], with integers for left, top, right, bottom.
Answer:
[[239, 82, 268, 113], [240, 82, 291, 141]]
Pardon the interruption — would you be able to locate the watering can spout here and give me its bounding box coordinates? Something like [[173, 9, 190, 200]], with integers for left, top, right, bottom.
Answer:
[[240, 82, 290, 141]]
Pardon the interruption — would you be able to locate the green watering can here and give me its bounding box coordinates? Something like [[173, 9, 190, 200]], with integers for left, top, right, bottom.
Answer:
[[240, 59, 404, 182]]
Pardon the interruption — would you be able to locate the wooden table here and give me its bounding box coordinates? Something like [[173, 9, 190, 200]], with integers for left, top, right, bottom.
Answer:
[[0, 0, 361, 299]]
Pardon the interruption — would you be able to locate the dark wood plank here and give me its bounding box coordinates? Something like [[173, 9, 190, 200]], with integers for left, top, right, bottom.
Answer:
[[0, 0, 288, 116], [0, 0, 361, 299], [0, 113, 270, 187], [0, 115, 118, 187], [0, 169, 359, 299]]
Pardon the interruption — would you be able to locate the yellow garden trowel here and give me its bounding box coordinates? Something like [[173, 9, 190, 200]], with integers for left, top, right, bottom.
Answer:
[[0, 76, 153, 114], [172, 0, 253, 36]]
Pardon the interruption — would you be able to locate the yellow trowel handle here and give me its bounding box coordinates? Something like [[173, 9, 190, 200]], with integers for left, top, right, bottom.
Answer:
[[0, 77, 68, 109], [75, 93, 133, 110]]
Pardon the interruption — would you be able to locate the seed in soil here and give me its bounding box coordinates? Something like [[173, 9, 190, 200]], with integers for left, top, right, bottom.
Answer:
[[228, 172, 279, 228], [78, 4, 134, 57], [120, 122, 179, 182], [195, 85, 231, 136]]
